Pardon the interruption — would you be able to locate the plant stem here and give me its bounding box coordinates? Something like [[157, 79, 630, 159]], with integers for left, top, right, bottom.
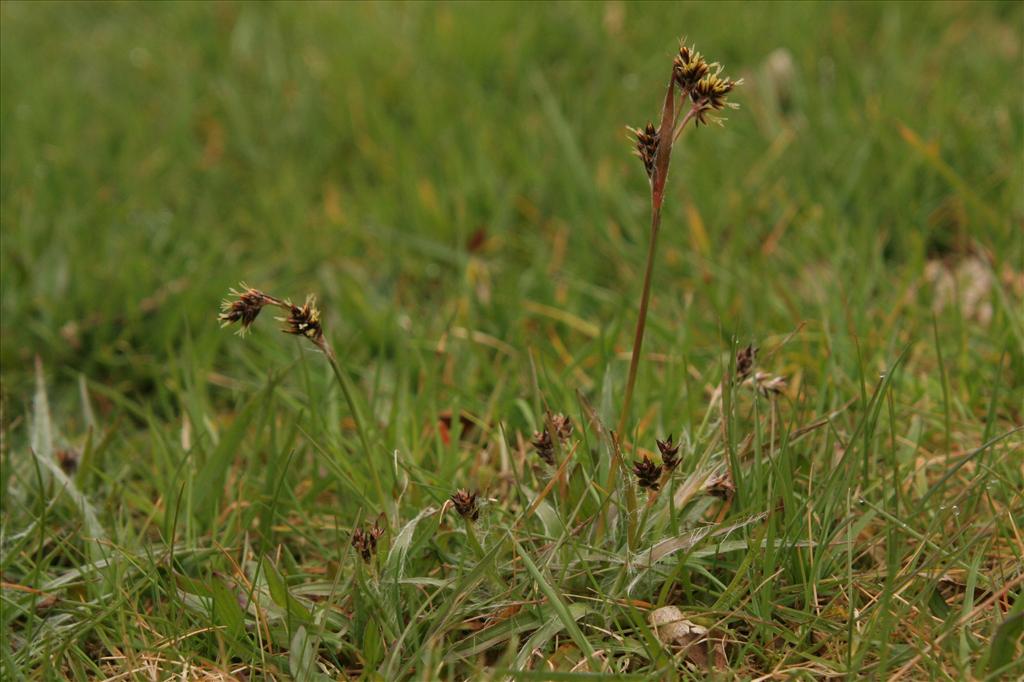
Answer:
[[615, 102, 704, 451], [612, 203, 662, 550], [616, 203, 663, 440], [672, 105, 701, 144], [616, 103, 702, 445], [323, 344, 388, 508], [596, 77, 681, 545], [606, 102, 702, 548], [464, 520, 504, 592]]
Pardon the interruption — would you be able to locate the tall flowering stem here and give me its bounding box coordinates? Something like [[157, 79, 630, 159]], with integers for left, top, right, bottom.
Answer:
[[616, 74, 675, 444], [609, 42, 741, 529]]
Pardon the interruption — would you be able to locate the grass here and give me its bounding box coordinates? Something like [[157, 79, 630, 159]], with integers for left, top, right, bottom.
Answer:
[[1, 1, 1022, 679]]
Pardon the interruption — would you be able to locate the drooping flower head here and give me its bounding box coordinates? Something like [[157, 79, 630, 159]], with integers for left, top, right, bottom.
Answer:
[[218, 285, 270, 335], [280, 294, 324, 343]]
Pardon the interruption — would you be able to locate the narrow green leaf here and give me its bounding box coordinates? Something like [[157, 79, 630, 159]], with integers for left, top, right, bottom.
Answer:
[[210, 578, 246, 642], [983, 609, 1024, 678], [31, 356, 54, 460], [513, 537, 596, 661], [513, 603, 592, 670], [192, 397, 261, 523], [362, 619, 384, 669], [289, 625, 321, 682], [392, 539, 504, 679], [264, 558, 313, 626], [174, 573, 214, 598], [500, 671, 650, 681], [928, 589, 951, 620], [384, 505, 437, 582]]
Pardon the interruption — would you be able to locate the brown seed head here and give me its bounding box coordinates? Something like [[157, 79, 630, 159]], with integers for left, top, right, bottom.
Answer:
[[56, 448, 80, 475], [629, 122, 660, 178], [351, 521, 385, 562], [656, 434, 681, 470], [633, 455, 663, 491], [705, 472, 736, 500], [673, 44, 710, 94], [748, 371, 788, 397], [548, 412, 573, 442], [218, 286, 269, 335], [280, 294, 324, 343], [736, 344, 758, 381], [531, 429, 555, 466], [451, 489, 480, 521]]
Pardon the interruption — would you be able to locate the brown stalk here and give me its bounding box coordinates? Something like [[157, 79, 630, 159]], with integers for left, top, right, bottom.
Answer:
[[600, 76, 677, 547], [605, 42, 741, 542], [614, 73, 676, 455]]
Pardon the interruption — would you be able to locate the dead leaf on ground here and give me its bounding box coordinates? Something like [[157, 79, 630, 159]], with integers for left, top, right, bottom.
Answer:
[[925, 255, 994, 325], [459, 602, 523, 632], [650, 605, 728, 670]]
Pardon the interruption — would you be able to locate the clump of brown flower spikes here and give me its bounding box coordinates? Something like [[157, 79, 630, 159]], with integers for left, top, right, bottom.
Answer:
[[351, 520, 385, 562], [531, 411, 573, 466], [672, 44, 710, 92], [630, 122, 660, 179], [673, 41, 742, 127], [732, 343, 788, 397], [633, 436, 684, 494], [219, 284, 330, 357], [633, 455, 663, 491], [56, 448, 80, 476], [450, 489, 480, 522], [735, 343, 757, 381], [656, 434, 681, 470]]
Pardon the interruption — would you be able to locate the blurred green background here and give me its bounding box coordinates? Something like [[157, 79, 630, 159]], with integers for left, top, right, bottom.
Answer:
[[1, 0, 1021, 411]]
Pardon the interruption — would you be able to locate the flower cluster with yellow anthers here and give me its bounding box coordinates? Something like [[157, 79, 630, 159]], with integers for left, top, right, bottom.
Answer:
[[629, 41, 742, 176]]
